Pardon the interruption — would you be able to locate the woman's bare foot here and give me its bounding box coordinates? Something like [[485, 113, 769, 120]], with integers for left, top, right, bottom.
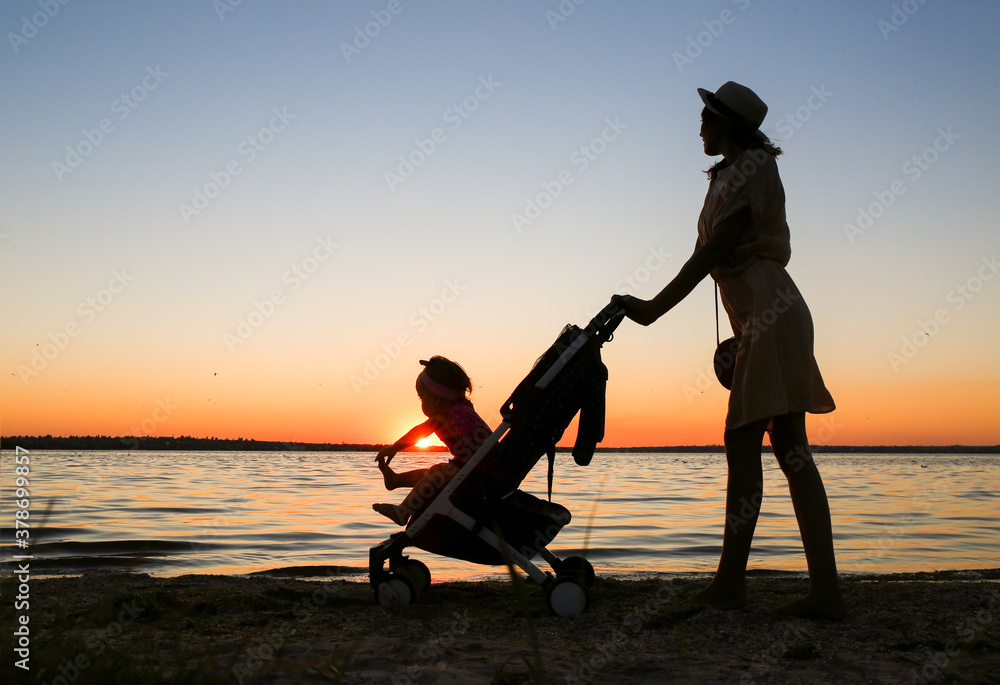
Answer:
[[373, 503, 409, 526], [775, 593, 846, 621], [687, 581, 747, 610]]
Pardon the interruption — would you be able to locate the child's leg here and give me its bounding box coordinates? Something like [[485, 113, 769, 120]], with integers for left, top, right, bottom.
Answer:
[[377, 454, 427, 490], [769, 412, 845, 619], [372, 502, 410, 526], [373, 463, 456, 527], [398, 463, 453, 512]]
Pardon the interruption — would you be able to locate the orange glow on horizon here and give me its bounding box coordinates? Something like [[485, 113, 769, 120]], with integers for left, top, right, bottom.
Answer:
[[2, 366, 997, 447]]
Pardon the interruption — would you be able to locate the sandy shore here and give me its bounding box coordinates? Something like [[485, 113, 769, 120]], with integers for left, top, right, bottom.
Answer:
[[3, 568, 999, 684]]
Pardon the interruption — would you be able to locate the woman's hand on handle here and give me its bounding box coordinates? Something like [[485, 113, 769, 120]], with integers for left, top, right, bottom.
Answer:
[[612, 208, 750, 328], [611, 294, 662, 326]]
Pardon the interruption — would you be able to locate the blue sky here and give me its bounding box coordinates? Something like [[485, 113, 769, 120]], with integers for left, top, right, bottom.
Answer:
[[2, 0, 998, 445]]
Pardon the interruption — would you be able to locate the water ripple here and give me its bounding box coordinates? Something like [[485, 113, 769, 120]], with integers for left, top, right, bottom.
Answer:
[[2, 450, 998, 579]]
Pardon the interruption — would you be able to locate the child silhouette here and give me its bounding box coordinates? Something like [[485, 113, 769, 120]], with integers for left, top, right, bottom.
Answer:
[[373, 356, 492, 526]]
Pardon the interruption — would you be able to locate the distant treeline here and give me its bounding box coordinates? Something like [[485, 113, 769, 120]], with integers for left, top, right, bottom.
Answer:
[[1, 435, 406, 452], [2, 435, 998, 454]]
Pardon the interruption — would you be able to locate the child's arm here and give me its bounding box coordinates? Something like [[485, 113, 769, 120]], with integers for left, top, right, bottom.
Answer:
[[376, 420, 437, 464]]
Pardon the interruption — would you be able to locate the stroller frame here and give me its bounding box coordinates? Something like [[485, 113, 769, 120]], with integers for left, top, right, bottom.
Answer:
[[369, 303, 623, 616]]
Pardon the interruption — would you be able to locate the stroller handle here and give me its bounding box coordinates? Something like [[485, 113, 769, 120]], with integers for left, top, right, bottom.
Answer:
[[586, 301, 626, 343]]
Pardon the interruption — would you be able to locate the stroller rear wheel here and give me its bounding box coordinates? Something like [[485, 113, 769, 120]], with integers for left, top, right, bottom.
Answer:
[[545, 577, 589, 617], [398, 559, 431, 593], [559, 556, 595, 588], [376, 575, 415, 607]]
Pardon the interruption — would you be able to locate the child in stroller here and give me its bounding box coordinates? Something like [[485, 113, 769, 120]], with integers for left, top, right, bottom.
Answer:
[[368, 303, 624, 615], [373, 356, 492, 526]]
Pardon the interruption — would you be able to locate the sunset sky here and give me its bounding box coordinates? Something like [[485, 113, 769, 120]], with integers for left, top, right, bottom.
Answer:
[[2, 1, 998, 447]]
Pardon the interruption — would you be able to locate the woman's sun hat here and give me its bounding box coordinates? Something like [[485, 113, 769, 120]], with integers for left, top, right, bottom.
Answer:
[[698, 81, 768, 129]]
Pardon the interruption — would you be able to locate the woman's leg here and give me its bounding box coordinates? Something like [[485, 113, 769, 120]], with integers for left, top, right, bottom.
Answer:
[[769, 412, 846, 619], [690, 417, 770, 609]]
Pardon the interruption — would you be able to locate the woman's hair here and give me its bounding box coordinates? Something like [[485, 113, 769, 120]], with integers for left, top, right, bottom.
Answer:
[[703, 106, 782, 180], [420, 356, 472, 398]]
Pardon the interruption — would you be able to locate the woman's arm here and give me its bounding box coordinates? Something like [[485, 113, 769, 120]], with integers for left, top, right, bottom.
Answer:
[[614, 206, 750, 326], [377, 420, 437, 463]]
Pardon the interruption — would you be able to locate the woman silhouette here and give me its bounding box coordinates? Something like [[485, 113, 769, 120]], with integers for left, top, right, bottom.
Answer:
[[614, 82, 845, 619]]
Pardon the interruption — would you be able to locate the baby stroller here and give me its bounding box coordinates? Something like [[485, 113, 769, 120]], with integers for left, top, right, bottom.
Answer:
[[369, 302, 624, 616]]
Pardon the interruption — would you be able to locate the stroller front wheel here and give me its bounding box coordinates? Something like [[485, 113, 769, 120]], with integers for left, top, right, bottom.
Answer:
[[545, 577, 589, 617], [376, 575, 415, 607]]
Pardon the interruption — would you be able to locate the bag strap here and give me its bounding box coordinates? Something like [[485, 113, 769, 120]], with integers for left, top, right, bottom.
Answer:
[[546, 443, 555, 501], [715, 281, 721, 347]]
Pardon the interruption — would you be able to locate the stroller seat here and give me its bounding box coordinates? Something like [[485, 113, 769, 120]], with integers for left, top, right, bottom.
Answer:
[[368, 302, 623, 616], [405, 489, 570, 566]]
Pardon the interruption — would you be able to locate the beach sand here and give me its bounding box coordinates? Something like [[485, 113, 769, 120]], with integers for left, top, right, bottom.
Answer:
[[3, 568, 999, 684]]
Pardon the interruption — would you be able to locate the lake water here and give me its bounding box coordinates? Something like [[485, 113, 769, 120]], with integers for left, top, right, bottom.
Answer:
[[2, 450, 998, 581]]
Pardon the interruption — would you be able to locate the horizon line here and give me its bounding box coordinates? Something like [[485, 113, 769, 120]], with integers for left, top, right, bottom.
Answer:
[[3, 435, 998, 453]]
